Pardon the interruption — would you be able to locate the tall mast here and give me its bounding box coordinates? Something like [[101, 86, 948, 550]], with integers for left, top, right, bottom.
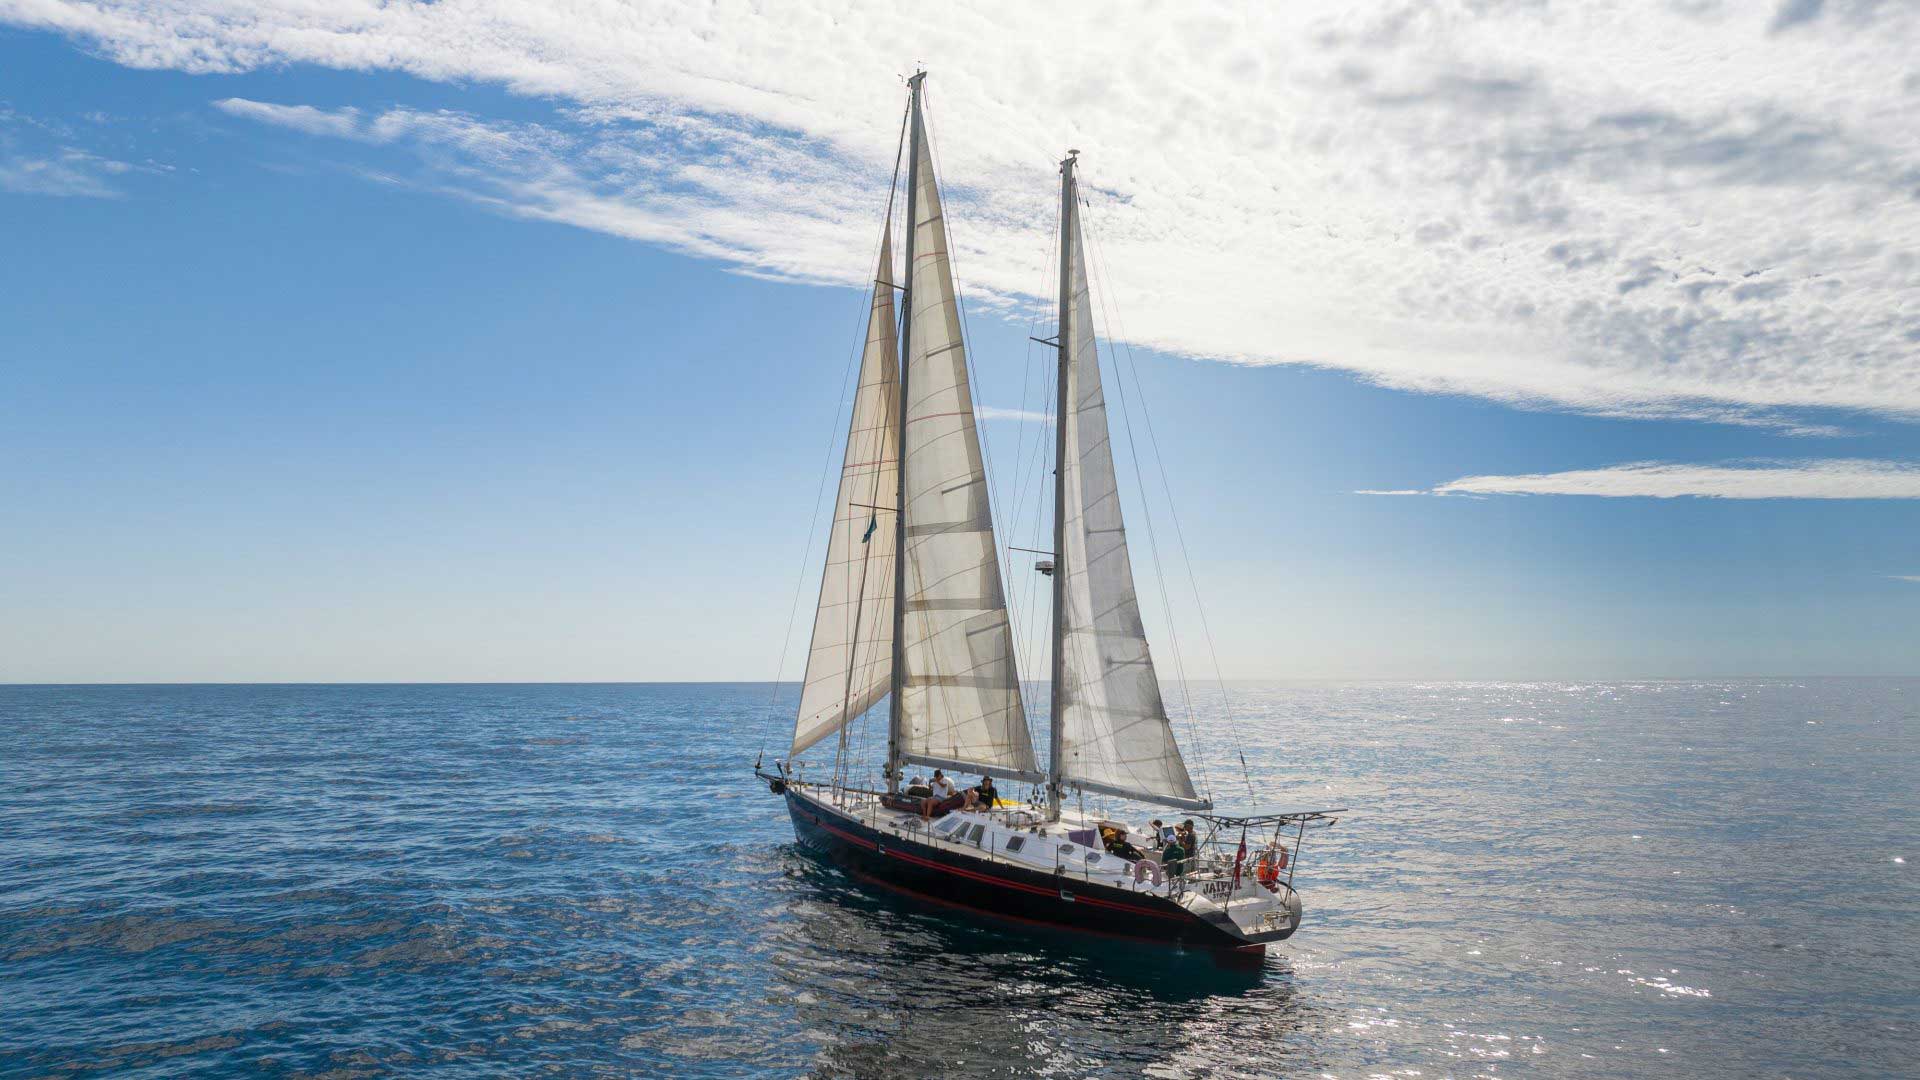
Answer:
[[1047, 149, 1077, 821], [887, 71, 926, 796]]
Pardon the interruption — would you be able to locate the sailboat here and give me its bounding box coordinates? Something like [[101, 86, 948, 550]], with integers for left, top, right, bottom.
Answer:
[[758, 73, 1341, 957]]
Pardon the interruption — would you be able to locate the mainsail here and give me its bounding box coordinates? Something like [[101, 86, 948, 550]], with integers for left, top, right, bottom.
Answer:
[[1050, 158, 1207, 810], [791, 228, 900, 758], [893, 99, 1039, 782]]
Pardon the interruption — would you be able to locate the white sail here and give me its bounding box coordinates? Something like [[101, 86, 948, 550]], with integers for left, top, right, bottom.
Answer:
[[791, 228, 900, 759], [896, 120, 1040, 782], [1053, 176, 1206, 809]]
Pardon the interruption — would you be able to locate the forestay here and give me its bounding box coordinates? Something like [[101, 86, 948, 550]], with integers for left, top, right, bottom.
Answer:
[[1053, 174, 1206, 809], [897, 121, 1039, 781], [791, 228, 900, 758]]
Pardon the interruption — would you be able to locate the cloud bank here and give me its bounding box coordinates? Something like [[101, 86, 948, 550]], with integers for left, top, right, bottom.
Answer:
[[8, 1, 1920, 428], [1365, 458, 1920, 499]]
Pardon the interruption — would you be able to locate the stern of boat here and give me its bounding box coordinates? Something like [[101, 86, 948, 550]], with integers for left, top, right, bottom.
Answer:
[[1176, 876, 1305, 949]]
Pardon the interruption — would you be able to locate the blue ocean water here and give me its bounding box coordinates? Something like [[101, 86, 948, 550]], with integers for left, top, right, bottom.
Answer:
[[1, 681, 1914, 1078]]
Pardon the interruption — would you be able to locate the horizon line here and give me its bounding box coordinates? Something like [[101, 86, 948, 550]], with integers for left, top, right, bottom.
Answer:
[[4, 675, 1915, 688]]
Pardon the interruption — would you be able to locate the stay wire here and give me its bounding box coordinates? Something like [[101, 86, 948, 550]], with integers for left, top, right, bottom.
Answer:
[[759, 96, 913, 771], [1079, 195, 1257, 802], [1079, 214, 1213, 805], [832, 101, 911, 788], [1009, 216, 1061, 733]]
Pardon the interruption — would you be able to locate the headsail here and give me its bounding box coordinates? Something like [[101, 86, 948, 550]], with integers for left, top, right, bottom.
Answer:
[[791, 228, 900, 758], [894, 108, 1039, 782], [1051, 161, 1207, 810]]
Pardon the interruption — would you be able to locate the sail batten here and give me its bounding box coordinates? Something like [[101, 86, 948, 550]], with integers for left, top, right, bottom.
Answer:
[[893, 108, 1037, 779], [790, 228, 901, 760], [1050, 161, 1206, 811]]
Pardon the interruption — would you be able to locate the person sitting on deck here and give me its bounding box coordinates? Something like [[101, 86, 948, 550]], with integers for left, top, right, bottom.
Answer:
[[967, 775, 998, 810], [929, 770, 956, 801], [1098, 824, 1143, 862]]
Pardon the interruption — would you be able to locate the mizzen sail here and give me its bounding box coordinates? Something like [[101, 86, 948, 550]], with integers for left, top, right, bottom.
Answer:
[[791, 228, 900, 758], [1051, 163, 1206, 810], [895, 114, 1039, 782]]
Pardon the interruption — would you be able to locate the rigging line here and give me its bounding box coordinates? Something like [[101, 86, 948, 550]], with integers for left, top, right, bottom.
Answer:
[[1076, 193, 1213, 806], [1010, 358, 1057, 769], [1079, 198, 1254, 801], [1004, 200, 1062, 757], [1002, 219, 1058, 720], [1007, 212, 1062, 731], [764, 95, 911, 767], [833, 108, 911, 787], [1021, 276, 1061, 778]]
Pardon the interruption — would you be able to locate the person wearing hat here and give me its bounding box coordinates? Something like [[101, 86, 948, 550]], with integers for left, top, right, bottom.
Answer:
[[970, 774, 998, 810]]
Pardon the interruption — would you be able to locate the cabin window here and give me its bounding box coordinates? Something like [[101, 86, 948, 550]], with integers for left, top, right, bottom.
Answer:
[[967, 824, 986, 845], [1058, 844, 1075, 855], [1084, 852, 1102, 866], [1004, 836, 1025, 853], [934, 818, 962, 835]]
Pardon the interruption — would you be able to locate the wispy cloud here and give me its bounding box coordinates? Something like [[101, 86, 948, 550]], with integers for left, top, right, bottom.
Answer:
[[9, 2, 1920, 428], [213, 98, 363, 140], [975, 406, 1049, 424], [1361, 459, 1920, 500], [1891, 575, 1920, 584], [0, 150, 122, 197], [1, 108, 151, 197]]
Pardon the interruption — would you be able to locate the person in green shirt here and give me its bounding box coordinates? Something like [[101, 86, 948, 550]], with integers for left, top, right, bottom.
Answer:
[[1162, 837, 1187, 878]]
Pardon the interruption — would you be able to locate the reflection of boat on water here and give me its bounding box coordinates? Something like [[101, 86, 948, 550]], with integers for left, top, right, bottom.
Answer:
[[772, 848, 1315, 1080], [756, 71, 1342, 958]]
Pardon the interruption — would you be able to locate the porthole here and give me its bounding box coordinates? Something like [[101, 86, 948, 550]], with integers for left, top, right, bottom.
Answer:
[[1004, 836, 1025, 853]]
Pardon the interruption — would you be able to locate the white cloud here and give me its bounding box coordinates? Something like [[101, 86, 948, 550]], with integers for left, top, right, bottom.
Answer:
[[0, 153, 114, 196], [0, 146, 138, 197], [1891, 575, 1920, 584], [975, 406, 1049, 424], [8, 1, 1920, 427], [1363, 458, 1920, 499], [213, 98, 363, 139], [1, 106, 169, 196]]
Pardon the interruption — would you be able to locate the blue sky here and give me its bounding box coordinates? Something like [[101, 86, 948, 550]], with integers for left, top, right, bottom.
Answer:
[[2, 6, 1917, 682]]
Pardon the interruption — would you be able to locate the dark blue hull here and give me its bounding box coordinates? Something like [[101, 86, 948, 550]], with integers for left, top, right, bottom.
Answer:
[[782, 788, 1273, 955]]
